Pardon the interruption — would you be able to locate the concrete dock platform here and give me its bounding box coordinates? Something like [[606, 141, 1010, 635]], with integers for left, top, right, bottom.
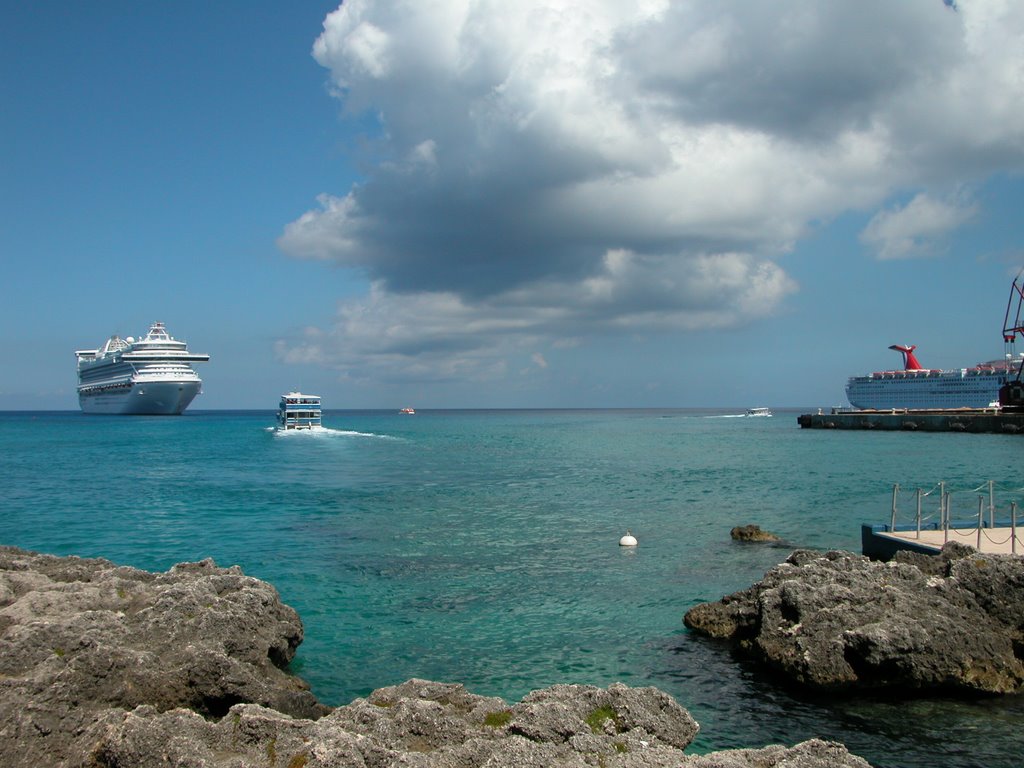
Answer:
[[798, 408, 1024, 434], [862, 522, 1023, 559]]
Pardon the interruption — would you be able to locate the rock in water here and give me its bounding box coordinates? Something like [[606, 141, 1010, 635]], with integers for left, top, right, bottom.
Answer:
[[684, 547, 1024, 695], [730, 524, 781, 542]]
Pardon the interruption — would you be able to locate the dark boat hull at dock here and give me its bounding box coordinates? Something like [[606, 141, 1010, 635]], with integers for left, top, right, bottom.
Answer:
[[797, 409, 1024, 434]]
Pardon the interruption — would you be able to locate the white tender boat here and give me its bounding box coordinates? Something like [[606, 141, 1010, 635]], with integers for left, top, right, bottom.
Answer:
[[745, 407, 772, 417], [276, 392, 322, 430]]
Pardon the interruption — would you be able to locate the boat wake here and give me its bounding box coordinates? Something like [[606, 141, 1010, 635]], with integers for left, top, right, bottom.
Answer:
[[266, 426, 398, 440]]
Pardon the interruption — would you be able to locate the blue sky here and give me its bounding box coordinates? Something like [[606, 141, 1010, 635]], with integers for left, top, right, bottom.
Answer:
[[3, 1, 1024, 411]]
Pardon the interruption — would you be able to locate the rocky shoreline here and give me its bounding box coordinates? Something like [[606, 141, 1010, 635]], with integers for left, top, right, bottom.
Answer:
[[0, 545, 875, 767], [7, 540, 1023, 766], [684, 543, 1024, 695]]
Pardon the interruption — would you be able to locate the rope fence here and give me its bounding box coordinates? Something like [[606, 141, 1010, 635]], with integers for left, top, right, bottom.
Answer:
[[889, 481, 1023, 555]]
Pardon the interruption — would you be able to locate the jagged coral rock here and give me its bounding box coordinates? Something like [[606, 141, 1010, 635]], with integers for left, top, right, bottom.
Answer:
[[0, 546, 327, 767], [685, 547, 1024, 694], [89, 683, 868, 768]]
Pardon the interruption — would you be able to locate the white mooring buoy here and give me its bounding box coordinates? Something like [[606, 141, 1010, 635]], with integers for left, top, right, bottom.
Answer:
[[619, 530, 638, 547]]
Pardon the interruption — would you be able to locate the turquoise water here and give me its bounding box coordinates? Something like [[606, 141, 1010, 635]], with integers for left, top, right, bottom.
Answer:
[[2, 409, 1022, 767]]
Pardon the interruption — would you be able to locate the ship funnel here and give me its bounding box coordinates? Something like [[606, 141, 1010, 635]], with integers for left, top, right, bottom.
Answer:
[[888, 344, 923, 371]]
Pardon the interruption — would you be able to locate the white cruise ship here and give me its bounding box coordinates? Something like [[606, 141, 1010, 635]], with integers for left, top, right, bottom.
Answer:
[[75, 322, 210, 415], [845, 344, 1020, 410]]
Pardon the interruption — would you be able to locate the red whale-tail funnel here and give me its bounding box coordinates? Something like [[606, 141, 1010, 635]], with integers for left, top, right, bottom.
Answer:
[[888, 344, 923, 370]]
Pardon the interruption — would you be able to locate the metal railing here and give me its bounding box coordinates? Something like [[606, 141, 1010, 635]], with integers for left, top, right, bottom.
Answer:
[[889, 481, 1023, 555]]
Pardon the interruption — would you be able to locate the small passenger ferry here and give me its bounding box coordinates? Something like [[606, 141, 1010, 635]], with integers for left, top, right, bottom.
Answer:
[[276, 392, 322, 430], [745, 407, 772, 417]]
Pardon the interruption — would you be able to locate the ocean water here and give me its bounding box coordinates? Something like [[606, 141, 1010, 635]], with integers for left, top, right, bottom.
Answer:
[[1, 408, 1022, 768]]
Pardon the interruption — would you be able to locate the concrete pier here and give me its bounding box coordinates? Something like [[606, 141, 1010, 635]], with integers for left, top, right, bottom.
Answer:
[[798, 408, 1024, 434], [863, 521, 1023, 559]]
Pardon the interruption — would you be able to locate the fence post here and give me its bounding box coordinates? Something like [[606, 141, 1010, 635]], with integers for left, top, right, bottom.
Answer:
[[1012, 501, 1018, 556], [943, 491, 950, 544], [989, 480, 995, 527], [891, 483, 899, 530], [977, 496, 984, 551], [916, 488, 922, 539]]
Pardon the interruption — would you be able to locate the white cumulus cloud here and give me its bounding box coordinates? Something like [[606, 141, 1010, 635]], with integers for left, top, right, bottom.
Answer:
[[861, 193, 978, 260], [277, 0, 1024, 386]]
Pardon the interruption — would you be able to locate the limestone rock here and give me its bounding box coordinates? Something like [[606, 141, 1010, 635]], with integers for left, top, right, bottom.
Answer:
[[0, 546, 328, 767], [684, 547, 1024, 694], [730, 525, 781, 542], [683, 738, 872, 767], [88, 681, 869, 768]]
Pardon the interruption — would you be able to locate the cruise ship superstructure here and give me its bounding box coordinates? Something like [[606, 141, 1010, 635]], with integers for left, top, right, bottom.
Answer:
[[75, 322, 210, 415], [845, 344, 1020, 410]]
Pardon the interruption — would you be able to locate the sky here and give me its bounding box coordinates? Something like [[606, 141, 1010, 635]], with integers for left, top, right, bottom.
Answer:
[[3, 0, 1024, 411]]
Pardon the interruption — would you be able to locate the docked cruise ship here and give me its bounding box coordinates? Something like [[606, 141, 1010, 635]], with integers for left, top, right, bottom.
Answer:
[[845, 344, 1020, 410], [75, 322, 210, 415]]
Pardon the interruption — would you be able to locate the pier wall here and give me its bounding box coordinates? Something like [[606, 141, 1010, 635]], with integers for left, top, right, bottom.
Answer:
[[798, 410, 1024, 434], [862, 521, 1023, 559]]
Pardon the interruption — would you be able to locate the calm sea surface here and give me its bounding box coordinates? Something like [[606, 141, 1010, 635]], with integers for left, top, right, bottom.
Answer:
[[1, 409, 1022, 767]]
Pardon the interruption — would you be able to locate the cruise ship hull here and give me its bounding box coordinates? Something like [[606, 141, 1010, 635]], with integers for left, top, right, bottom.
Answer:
[[845, 373, 1005, 410], [79, 380, 202, 415], [845, 343, 1019, 411]]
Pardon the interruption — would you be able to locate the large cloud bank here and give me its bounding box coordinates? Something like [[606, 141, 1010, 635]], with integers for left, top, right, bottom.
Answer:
[[278, 0, 1024, 385]]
